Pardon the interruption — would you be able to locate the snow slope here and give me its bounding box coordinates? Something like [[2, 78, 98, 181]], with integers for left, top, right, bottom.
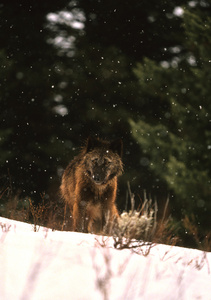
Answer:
[[0, 217, 211, 300]]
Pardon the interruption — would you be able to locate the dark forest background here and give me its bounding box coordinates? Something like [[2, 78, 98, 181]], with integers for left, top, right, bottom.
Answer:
[[0, 1, 211, 243]]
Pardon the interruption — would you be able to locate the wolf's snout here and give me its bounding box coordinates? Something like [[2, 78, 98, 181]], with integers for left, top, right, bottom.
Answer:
[[92, 173, 102, 183]]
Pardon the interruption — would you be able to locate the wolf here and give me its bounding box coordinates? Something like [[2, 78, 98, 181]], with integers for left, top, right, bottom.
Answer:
[[60, 137, 123, 233]]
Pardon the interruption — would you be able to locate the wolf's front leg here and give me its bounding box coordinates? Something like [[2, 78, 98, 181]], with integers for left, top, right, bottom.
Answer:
[[72, 200, 88, 232]]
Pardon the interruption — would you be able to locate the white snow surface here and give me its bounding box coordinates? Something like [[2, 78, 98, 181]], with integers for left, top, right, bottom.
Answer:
[[0, 216, 211, 300]]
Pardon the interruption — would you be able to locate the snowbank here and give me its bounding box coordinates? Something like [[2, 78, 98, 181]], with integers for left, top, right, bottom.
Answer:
[[0, 217, 210, 300]]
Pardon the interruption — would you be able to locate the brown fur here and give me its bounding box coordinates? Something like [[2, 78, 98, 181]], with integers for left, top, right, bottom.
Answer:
[[60, 137, 123, 233]]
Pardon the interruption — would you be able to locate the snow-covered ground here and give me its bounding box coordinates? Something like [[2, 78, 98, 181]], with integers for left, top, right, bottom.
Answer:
[[0, 216, 211, 300]]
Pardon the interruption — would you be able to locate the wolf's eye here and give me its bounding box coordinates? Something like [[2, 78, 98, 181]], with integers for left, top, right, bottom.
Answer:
[[91, 158, 98, 163], [104, 158, 111, 165]]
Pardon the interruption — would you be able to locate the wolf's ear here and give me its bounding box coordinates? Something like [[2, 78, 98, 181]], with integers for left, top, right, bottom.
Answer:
[[110, 139, 123, 157], [85, 136, 99, 153]]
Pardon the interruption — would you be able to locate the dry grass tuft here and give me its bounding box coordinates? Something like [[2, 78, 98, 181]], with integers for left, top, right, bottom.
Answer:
[[109, 184, 179, 254]]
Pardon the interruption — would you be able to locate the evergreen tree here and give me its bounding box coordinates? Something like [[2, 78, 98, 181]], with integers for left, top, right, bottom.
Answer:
[[130, 6, 211, 230], [0, 2, 68, 198]]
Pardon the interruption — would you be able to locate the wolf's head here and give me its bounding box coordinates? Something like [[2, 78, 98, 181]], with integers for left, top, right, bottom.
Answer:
[[83, 137, 123, 185]]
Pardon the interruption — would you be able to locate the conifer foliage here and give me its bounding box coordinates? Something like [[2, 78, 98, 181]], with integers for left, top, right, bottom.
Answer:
[[130, 8, 211, 230]]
